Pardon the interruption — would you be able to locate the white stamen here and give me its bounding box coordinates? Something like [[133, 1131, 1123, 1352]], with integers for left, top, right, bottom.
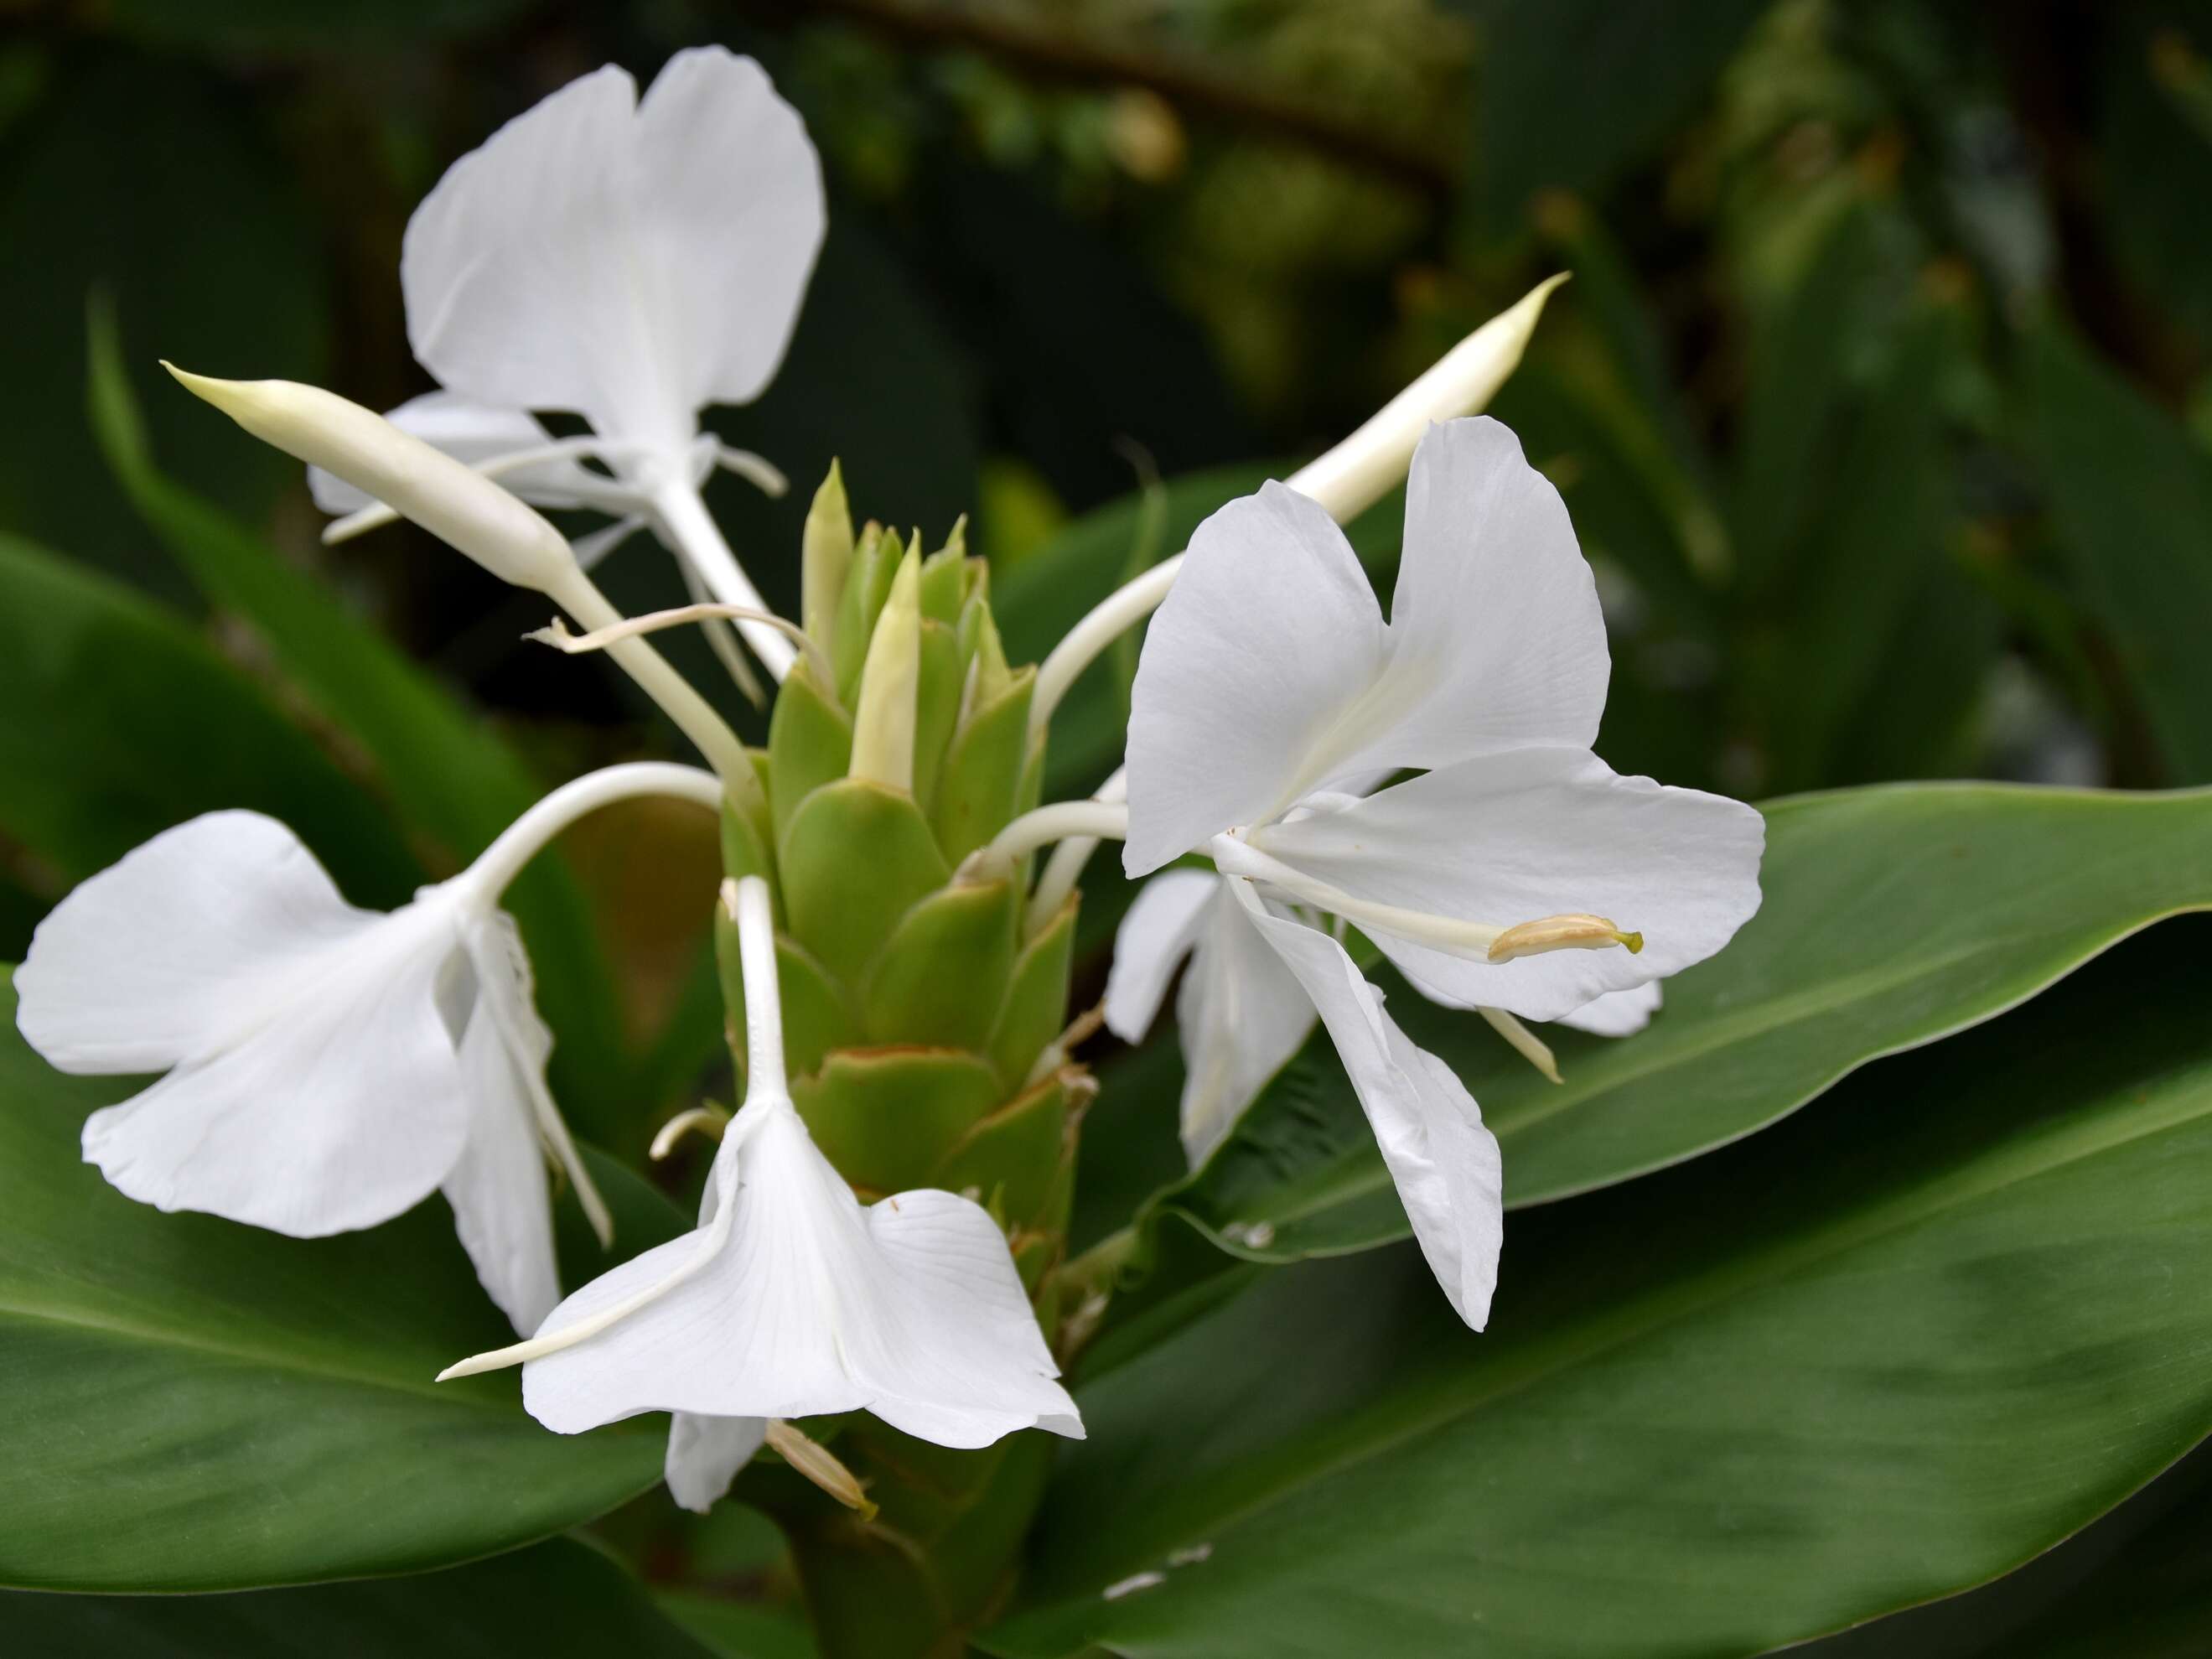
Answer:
[[1478, 1006, 1562, 1085], [961, 799, 1131, 884], [527, 603, 831, 690], [1026, 767, 1128, 936]]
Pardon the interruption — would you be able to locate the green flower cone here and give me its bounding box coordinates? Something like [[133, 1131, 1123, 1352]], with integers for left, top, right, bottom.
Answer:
[[717, 467, 1085, 1656]]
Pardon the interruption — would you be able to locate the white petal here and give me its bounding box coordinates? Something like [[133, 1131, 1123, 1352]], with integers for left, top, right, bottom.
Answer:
[[19, 811, 379, 1074], [664, 1413, 768, 1515], [1102, 869, 1217, 1042], [78, 908, 469, 1237], [443, 996, 559, 1335], [521, 1103, 1080, 1449], [1371, 417, 1609, 762], [308, 393, 608, 516], [1255, 746, 1764, 1024], [1554, 981, 1662, 1038], [1124, 482, 1386, 875], [629, 47, 826, 412], [1229, 880, 1502, 1328], [401, 51, 821, 448], [1176, 880, 1315, 1166]]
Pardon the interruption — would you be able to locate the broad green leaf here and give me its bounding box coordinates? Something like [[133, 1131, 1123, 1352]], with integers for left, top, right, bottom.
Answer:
[[985, 921, 2212, 1657], [0, 968, 672, 1592], [6, 1537, 712, 1657], [2025, 320, 2212, 783], [1473, 0, 1772, 231], [660, 1589, 819, 1659], [0, 531, 417, 905], [1143, 782, 2212, 1271], [86, 312, 634, 1130], [1794, 1445, 2212, 1656]]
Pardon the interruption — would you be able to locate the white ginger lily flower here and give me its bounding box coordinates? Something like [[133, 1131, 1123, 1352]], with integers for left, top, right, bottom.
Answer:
[[1117, 415, 1765, 1327], [438, 876, 1082, 1516], [14, 764, 725, 1335], [313, 47, 824, 677]]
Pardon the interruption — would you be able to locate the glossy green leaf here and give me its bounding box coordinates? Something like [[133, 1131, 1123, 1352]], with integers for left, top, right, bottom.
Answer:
[[0, 968, 667, 1592], [2024, 319, 2212, 783], [86, 313, 634, 1129], [1147, 782, 2212, 1271], [863, 879, 1018, 1050], [987, 899, 1078, 1095], [767, 666, 853, 854], [985, 921, 2212, 1657], [7, 1537, 712, 1658], [791, 1049, 1002, 1199], [0, 531, 417, 905]]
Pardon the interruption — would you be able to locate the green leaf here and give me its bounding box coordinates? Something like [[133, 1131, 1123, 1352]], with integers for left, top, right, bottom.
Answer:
[[6, 1537, 712, 1657], [1473, 0, 1772, 231], [86, 310, 634, 1131], [2023, 319, 2212, 783], [0, 967, 666, 1592], [0, 531, 417, 905], [1146, 782, 2212, 1269], [985, 920, 2212, 1656]]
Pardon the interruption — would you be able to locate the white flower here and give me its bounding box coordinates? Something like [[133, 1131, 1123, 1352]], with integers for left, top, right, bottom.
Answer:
[[15, 811, 605, 1335], [438, 876, 1081, 1516], [314, 48, 826, 674], [1118, 416, 1764, 1326]]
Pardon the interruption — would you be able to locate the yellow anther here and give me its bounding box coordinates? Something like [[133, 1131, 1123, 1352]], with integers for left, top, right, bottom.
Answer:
[[1486, 914, 1643, 963]]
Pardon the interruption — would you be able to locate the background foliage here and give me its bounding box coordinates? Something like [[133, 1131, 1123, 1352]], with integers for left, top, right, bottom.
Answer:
[[5, 1, 2212, 1653]]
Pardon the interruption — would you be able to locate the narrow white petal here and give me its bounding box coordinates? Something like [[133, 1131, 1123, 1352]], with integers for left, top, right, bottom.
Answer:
[[79, 910, 469, 1237], [1369, 417, 1609, 765], [521, 1103, 1080, 1449], [1254, 746, 1764, 1024], [1176, 880, 1316, 1167], [443, 999, 560, 1335], [1124, 482, 1385, 875], [1554, 980, 1663, 1038], [664, 1412, 769, 1515], [1101, 869, 1217, 1042], [308, 392, 607, 515], [1230, 880, 1502, 1329], [19, 811, 380, 1074]]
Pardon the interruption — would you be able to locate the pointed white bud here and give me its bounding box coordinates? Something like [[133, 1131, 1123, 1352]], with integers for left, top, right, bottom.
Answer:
[[164, 366, 579, 594]]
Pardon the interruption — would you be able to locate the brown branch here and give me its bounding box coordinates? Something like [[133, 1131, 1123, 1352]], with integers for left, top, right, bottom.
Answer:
[[767, 0, 1458, 195]]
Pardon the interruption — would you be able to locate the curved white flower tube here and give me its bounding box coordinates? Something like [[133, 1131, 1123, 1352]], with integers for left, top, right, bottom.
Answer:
[[359, 47, 825, 679], [439, 876, 1081, 1515], [15, 763, 724, 1335]]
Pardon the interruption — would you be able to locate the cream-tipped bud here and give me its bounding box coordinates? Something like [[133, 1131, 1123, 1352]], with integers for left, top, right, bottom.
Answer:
[[847, 539, 921, 792], [1287, 272, 1569, 523], [1486, 912, 1644, 963], [164, 365, 578, 594], [764, 1419, 878, 1520], [800, 459, 853, 655]]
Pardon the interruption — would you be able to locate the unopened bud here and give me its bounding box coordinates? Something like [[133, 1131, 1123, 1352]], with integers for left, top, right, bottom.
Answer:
[[848, 540, 921, 792], [800, 460, 852, 656], [165, 366, 577, 594], [1487, 913, 1643, 963], [764, 1419, 878, 1520]]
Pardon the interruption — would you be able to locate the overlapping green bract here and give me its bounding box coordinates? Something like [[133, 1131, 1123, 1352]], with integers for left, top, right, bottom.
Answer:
[[712, 475, 1085, 1656]]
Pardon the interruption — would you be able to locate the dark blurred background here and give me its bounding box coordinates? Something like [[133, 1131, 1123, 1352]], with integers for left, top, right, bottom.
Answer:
[[4, 0, 2212, 931]]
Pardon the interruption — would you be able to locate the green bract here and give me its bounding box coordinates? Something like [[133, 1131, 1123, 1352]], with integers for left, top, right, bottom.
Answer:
[[709, 470, 1075, 1651]]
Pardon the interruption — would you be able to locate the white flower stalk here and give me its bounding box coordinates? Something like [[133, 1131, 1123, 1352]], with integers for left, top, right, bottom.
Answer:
[[334, 47, 825, 680], [169, 366, 763, 808], [16, 763, 724, 1335], [437, 876, 1082, 1516]]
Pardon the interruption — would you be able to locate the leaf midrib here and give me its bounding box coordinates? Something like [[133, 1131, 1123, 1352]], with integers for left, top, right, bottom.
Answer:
[[1053, 1057, 2212, 1608], [0, 1295, 515, 1413]]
